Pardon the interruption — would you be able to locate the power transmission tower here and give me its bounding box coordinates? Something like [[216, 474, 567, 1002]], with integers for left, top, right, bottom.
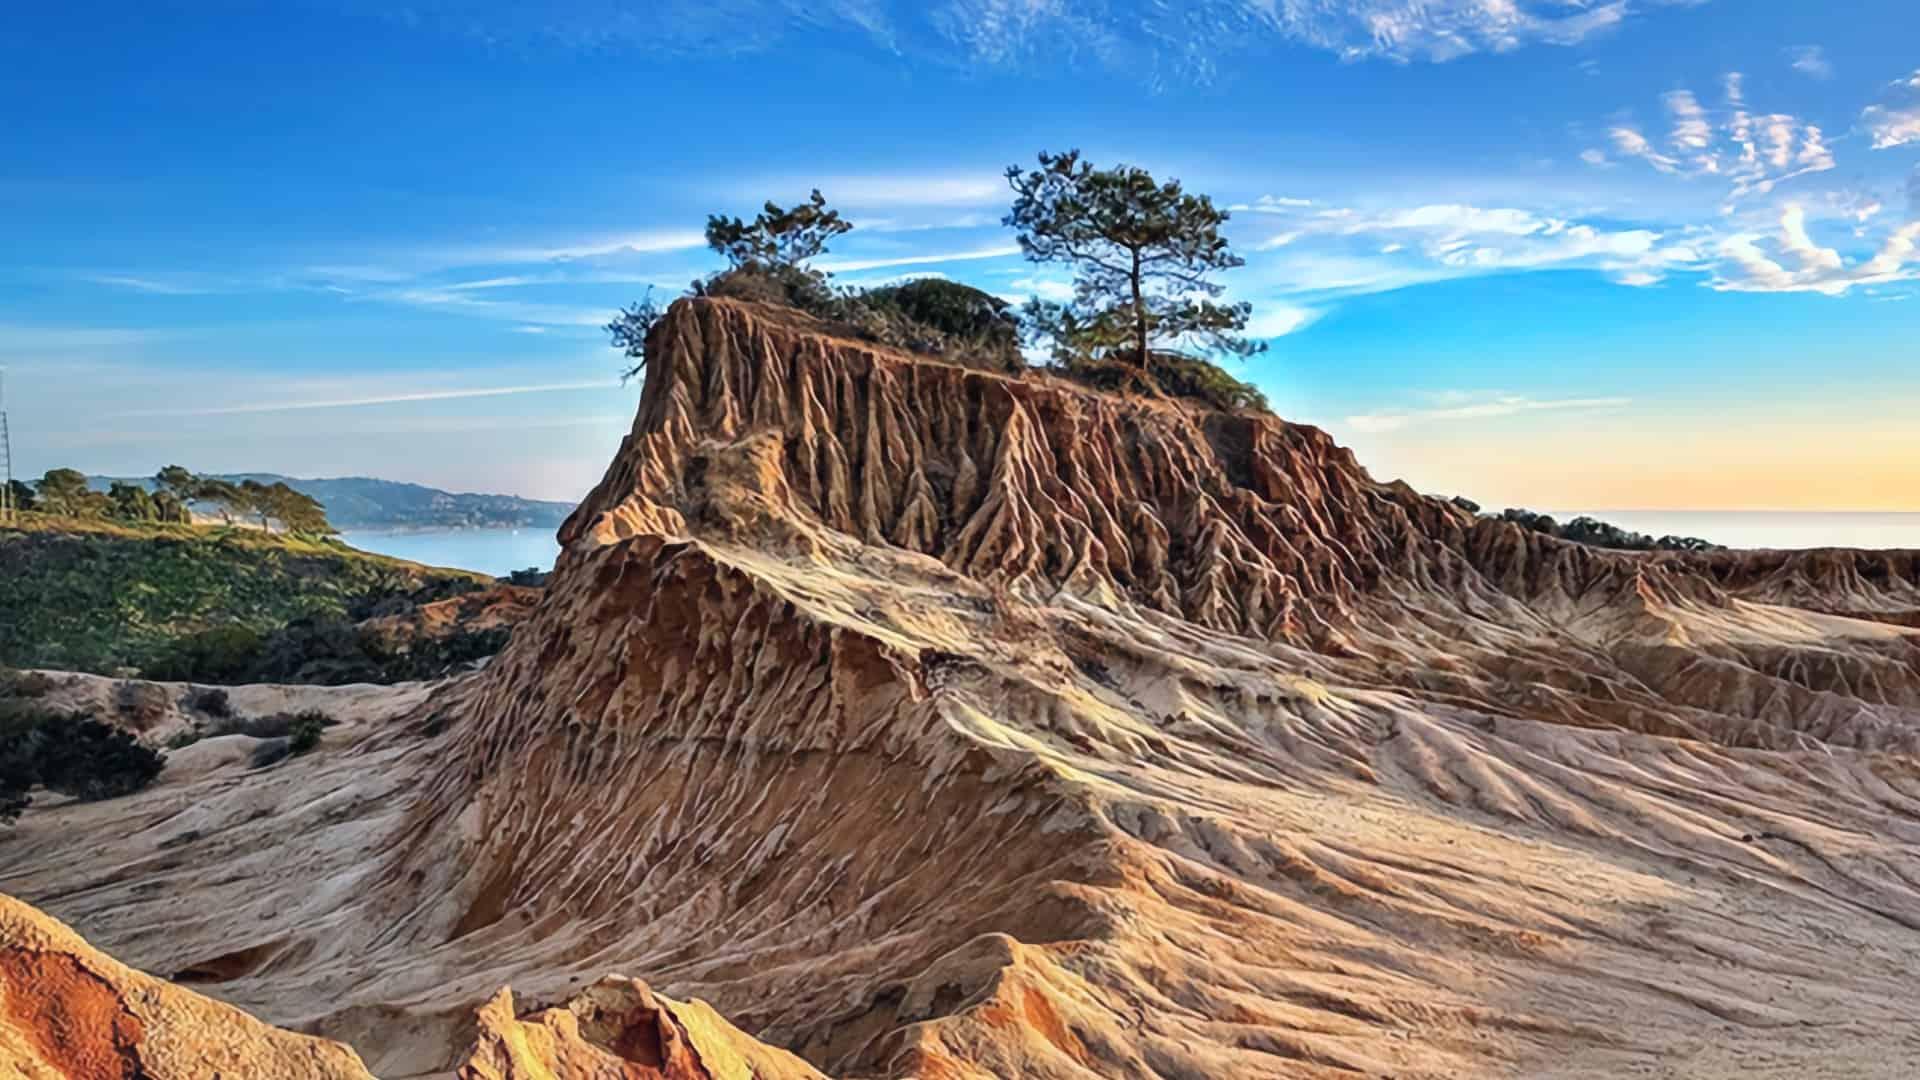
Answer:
[[0, 368, 12, 524]]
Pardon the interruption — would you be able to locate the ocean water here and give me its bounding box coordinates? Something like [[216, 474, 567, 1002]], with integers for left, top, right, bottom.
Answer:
[[341, 528, 562, 577], [1548, 511, 1920, 552], [342, 513, 1920, 578]]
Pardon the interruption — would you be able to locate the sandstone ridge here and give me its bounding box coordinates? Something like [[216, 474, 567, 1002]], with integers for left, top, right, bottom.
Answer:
[[6, 296, 1920, 1079]]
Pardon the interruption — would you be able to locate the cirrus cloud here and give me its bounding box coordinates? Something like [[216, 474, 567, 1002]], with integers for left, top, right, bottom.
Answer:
[[1345, 392, 1633, 433], [1586, 79, 1835, 200], [1710, 204, 1920, 295], [347, 0, 1702, 73]]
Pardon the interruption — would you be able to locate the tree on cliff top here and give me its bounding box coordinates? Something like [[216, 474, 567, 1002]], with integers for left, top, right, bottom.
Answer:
[[606, 290, 663, 383], [611, 192, 856, 381], [1005, 151, 1263, 376], [705, 189, 852, 271], [697, 189, 852, 315], [235, 479, 332, 535]]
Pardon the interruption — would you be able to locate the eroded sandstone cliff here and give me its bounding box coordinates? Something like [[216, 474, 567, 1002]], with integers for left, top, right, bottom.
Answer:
[[7, 296, 1920, 1078]]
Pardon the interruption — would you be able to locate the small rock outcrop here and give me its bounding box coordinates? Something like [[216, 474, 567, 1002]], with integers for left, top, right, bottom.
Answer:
[[0, 893, 374, 1079], [458, 977, 826, 1080]]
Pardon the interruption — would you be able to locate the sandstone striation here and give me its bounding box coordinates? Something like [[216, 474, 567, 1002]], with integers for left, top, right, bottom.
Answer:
[[6, 296, 1920, 1078]]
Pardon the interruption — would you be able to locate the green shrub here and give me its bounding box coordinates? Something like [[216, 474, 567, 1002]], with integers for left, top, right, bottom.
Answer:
[[0, 518, 487, 679], [243, 709, 334, 767], [1053, 350, 1268, 412], [206, 707, 336, 743], [0, 704, 166, 820], [188, 686, 232, 719], [287, 712, 327, 754], [1490, 508, 1720, 552], [845, 279, 1025, 374], [696, 264, 841, 316], [143, 626, 265, 683]]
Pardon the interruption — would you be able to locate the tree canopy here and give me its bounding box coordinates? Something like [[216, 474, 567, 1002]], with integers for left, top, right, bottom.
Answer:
[[14, 466, 330, 534], [6, 480, 37, 514], [605, 291, 664, 383], [34, 469, 103, 517], [705, 189, 852, 271], [605, 163, 1276, 412], [1005, 150, 1263, 373], [237, 478, 332, 534], [107, 481, 159, 522]]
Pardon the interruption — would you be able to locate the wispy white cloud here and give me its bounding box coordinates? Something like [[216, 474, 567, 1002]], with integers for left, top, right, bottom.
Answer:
[[816, 244, 1020, 273], [1003, 276, 1075, 303], [753, 173, 1005, 209], [1345, 392, 1632, 433], [82, 274, 217, 296], [1863, 104, 1920, 150], [1827, 187, 1884, 225], [1236, 198, 1702, 289], [1607, 124, 1681, 173], [1201, 0, 1638, 63], [1710, 204, 1920, 295], [373, 286, 613, 327], [0, 323, 161, 352], [1664, 89, 1713, 151], [373, 0, 1695, 73], [1786, 45, 1833, 79], [1242, 304, 1320, 339], [436, 229, 708, 266], [1591, 80, 1836, 200], [112, 381, 616, 417]]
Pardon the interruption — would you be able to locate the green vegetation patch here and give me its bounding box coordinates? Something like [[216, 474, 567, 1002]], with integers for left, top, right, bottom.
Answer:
[[0, 698, 166, 822], [0, 516, 488, 677]]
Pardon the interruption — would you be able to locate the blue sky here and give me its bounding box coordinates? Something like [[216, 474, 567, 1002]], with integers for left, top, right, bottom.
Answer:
[[3, 1, 1917, 509]]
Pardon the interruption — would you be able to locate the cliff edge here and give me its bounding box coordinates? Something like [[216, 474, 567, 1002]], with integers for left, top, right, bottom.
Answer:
[[5, 297, 1920, 1078]]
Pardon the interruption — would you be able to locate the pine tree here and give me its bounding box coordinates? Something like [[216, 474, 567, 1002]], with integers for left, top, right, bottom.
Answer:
[[1005, 150, 1263, 374]]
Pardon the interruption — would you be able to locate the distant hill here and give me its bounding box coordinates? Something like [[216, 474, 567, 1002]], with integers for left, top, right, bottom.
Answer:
[[89, 473, 576, 532], [0, 515, 492, 677]]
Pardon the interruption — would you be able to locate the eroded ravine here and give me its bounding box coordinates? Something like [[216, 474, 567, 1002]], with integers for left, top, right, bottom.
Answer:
[[7, 296, 1920, 1078]]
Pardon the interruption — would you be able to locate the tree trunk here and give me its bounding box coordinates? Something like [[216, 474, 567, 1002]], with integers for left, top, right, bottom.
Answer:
[[1130, 248, 1148, 372]]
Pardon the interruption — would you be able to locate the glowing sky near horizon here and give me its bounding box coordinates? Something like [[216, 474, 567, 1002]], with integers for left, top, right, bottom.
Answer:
[[2, 1, 1917, 510]]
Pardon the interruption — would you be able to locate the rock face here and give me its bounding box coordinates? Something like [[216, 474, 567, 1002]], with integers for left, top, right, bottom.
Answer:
[[7, 296, 1920, 1078], [0, 894, 374, 1079], [458, 977, 826, 1080]]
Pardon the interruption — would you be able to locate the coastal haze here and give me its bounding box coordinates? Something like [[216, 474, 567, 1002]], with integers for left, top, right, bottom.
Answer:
[[340, 509, 1920, 577]]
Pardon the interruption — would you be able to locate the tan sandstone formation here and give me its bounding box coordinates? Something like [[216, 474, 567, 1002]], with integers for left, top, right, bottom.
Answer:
[[0, 893, 374, 1079], [5, 296, 1920, 1077], [458, 977, 825, 1080]]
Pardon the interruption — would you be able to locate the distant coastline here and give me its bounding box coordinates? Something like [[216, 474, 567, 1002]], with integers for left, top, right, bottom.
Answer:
[[90, 472, 577, 534], [340, 526, 564, 578], [1547, 510, 1920, 552]]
